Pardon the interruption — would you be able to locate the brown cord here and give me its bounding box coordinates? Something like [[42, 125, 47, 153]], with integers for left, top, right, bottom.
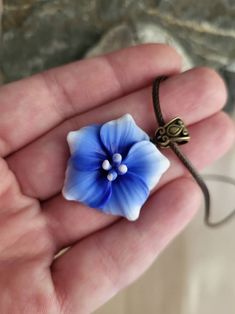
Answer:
[[151, 76, 235, 228]]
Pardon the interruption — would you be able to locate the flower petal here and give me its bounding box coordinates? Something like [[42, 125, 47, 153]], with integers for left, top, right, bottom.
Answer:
[[67, 124, 107, 171], [101, 173, 149, 221], [100, 114, 149, 157], [62, 163, 112, 209], [71, 151, 105, 172], [124, 141, 170, 190]]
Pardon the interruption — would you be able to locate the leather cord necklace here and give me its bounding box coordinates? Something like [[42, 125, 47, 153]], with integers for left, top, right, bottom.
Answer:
[[151, 76, 235, 228]]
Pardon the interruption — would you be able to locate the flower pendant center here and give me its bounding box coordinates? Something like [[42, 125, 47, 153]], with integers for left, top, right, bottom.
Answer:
[[102, 153, 128, 182]]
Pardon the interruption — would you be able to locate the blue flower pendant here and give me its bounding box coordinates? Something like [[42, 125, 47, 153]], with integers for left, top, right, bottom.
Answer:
[[62, 114, 170, 221]]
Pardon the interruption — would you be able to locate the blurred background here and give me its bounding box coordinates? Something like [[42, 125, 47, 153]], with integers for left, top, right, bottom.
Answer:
[[1, 1, 235, 313]]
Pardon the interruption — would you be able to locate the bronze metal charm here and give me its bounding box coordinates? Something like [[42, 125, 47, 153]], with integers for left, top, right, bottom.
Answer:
[[154, 117, 190, 148]]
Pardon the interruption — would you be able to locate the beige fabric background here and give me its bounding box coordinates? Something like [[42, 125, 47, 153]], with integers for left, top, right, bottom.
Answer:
[[96, 114, 235, 314]]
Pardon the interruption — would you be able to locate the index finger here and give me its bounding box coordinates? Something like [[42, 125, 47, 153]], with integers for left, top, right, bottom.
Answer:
[[0, 44, 181, 157]]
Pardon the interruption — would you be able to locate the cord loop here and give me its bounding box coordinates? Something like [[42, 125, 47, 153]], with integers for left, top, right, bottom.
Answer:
[[152, 76, 235, 228]]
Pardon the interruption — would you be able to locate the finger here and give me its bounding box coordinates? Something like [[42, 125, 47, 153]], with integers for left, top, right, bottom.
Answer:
[[0, 44, 181, 157], [51, 177, 201, 313], [8, 67, 227, 201], [43, 111, 235, 251]]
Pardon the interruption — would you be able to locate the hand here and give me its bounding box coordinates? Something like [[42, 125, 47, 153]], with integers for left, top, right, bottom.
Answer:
[[0, 44, 234, 314]]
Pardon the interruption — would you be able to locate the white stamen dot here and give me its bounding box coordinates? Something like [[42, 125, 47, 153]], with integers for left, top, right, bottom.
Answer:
[[107, 173, 113, 181], [102, 160, 112, 171], [107, 170, 118, 181], [112, 153, 122, 163], [118, 164, 128, 175]]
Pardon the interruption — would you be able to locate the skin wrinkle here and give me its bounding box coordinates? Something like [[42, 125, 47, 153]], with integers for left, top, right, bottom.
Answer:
[[39, 71, 71, 122], [0, 159, 12, 196], [38, 57, 123, 120], [0, 258, 60, 314], [0, 202, 54, 262], [99, 54, 126, 102]]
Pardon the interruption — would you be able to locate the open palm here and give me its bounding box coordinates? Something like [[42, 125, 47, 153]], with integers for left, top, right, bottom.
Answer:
[[0, 44, 234, 314]]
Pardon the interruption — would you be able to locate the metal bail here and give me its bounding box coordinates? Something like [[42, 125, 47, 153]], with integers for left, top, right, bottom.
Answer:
[[154, 117, 190, 148]]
